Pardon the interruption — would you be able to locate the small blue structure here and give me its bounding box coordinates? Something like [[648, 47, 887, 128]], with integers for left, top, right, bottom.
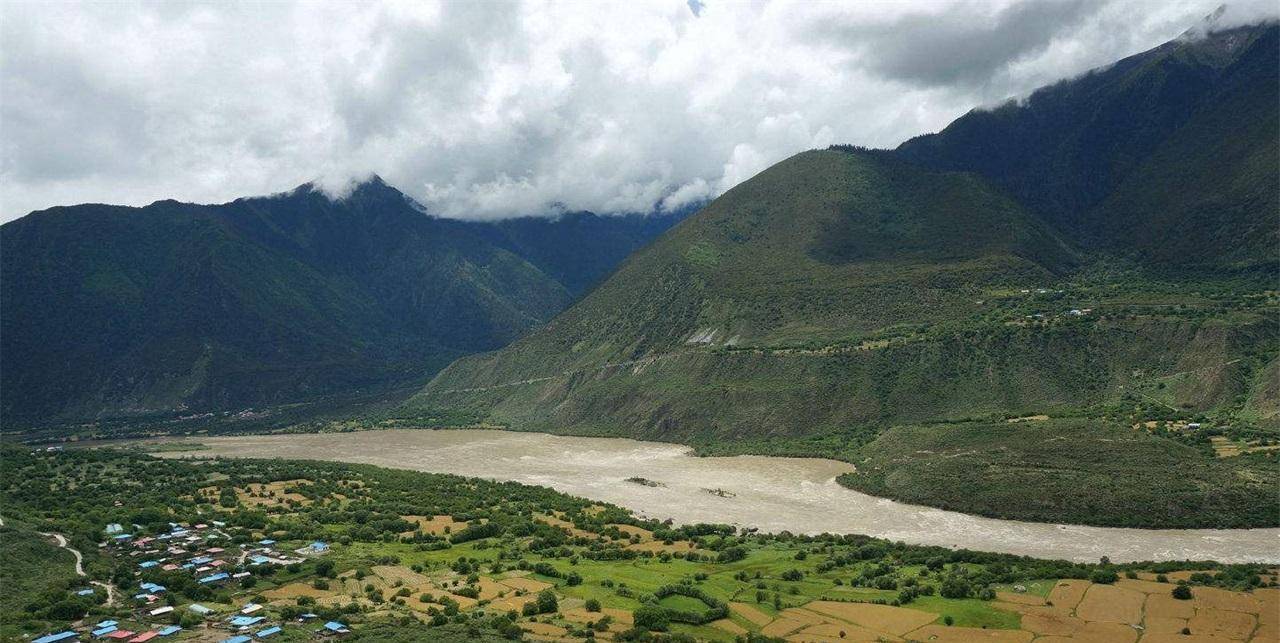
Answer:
[[105, 523, 124, 534], [299, 613, 318, 620], [76, 588, 95, 596], [189, 556, 213, 565], [197, 572, 230, 584], [140, 582, 165, 593], [249, 555, 271, 565], [257, 539, 275, 545], [95, 621, 117, 628], [323, 621, 350, 634], [139, 560, 159, 568], [33, 632, 78, 643], [229, 615, 265, 627], [309, 541, 329, 552], [156, 625, 182, 636], [220, 637, 252, 643], [92, 625, 118, 637], [256, 626, 282, 638], [111, 533, 132, 540]]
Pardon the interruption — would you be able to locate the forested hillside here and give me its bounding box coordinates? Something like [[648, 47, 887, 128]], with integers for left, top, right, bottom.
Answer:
[[895, 23, 1278, 271], [0, 178, 688, 425]]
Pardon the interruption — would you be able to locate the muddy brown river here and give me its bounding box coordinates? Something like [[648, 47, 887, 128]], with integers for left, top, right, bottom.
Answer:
[[149, 429, 1279, 563]]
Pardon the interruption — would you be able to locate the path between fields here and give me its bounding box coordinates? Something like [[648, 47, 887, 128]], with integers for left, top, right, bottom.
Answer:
[[40, 530, 117, 605]]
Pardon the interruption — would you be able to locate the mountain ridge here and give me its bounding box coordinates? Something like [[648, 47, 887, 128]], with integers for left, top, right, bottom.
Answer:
[[0, 179, 691, 425]]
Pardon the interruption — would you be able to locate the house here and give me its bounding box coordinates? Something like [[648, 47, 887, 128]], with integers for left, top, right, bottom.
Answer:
[[105, 524, 124, 534], [139, 582, 165, 593], [33, 632, 78, 643], [149, 606, 174, 616], [240, 603, 262, 614], [127, 632, 158, 642], [308, 541, 329, 553], [257, 539, 275, 546], [188, 604, 214, 615], [228, 616, 264, 628], [95, 621, 118, 628], [92, 625, 118, 637], [219, 637, 252, 643], [321, 621, 350, 635], [77, 588, 96, 596], [155, 626, 181, 637], [255, 626, 282, 638], [197, 572, 229, 584], [105, 631, 135, 640]]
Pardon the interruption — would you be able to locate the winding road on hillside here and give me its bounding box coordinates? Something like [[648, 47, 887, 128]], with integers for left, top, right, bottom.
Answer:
[[41, 530, 117, 605]]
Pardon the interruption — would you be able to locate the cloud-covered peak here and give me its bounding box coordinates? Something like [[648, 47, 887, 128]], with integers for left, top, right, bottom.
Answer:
[[1, 0, 1276, 223]]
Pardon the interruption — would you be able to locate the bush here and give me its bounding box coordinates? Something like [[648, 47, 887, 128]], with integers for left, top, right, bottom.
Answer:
[[585, 598, 601, 612], [1089, 570, 1119, 584], [1172, 585, 1193, 600]]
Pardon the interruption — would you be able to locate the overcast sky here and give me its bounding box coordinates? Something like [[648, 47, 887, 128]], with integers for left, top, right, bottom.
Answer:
[[1, 0, 1275, 222]]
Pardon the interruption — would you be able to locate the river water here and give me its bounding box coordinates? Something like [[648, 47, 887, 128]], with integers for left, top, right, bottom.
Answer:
[[148, 429, 1279, 563]]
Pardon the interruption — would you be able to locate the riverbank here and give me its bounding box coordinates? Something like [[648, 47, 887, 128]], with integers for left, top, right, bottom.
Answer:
[[140, 428, 1280, 563]]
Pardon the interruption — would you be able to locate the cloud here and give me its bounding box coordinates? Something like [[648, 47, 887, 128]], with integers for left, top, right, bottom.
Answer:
[[1, 0, 1274, 222]]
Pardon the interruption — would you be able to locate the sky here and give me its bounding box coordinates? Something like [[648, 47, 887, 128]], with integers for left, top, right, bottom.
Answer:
[[1, 0, 1276, 223]]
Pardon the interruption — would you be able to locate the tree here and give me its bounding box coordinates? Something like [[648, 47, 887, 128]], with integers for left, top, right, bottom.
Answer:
[[939, 577, 972, 599], [536, 589, 558, 614], [1172, 585, 1193, 600], [1089, 570, 1118, 584], [633, 605, 669, 631], [585, 598, 601, 612]]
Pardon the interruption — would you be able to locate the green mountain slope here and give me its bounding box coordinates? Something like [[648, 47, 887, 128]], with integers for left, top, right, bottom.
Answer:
[[0, 179, 687, 425], [896, 23, 1279, 271], [412, 24, 1279, 527]]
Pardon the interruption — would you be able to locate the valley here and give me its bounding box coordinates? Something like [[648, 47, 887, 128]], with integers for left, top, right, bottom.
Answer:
[[3, 445, 1277, 643]]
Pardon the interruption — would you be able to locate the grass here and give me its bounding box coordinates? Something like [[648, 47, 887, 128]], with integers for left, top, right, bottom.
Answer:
[[838, 417, 1278, 528], [909, 596, 1021, 629]]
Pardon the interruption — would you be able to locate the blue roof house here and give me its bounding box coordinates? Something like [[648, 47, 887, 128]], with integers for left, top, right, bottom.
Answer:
[[33, 632, 78, 643]]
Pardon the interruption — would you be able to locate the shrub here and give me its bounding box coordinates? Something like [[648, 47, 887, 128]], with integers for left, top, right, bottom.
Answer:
[[1172, 585, 1193, 600]]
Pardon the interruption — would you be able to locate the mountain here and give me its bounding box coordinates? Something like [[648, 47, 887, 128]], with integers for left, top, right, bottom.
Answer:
[[896, 22, 1278, 272], [0, 178, 688, 425], [412, 23, 1279, 528]]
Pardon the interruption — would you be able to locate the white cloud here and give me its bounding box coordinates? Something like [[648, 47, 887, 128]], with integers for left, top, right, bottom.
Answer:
[[1, 0, 1274, 222]]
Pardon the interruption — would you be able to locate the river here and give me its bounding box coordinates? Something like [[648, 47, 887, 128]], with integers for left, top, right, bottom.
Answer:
[[148, 429, 1279, 563]]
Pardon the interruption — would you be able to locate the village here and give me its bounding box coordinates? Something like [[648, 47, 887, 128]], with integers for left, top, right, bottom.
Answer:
[[31, 520, 349, 643]]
